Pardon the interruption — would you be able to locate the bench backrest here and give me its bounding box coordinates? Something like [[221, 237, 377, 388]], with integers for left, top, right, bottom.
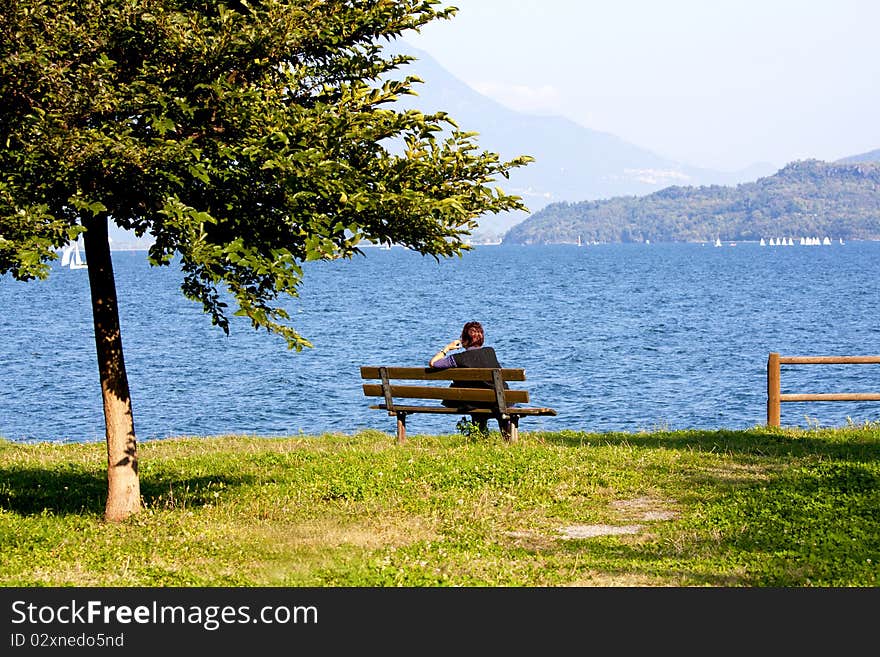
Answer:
[[360, 366, 530, 411]]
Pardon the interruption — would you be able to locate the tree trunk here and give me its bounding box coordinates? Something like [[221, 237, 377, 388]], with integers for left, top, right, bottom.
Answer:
[[82, 216, 141, 522]]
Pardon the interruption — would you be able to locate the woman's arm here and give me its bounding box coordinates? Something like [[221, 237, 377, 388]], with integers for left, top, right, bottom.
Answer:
[[429, 339, 462, 367]]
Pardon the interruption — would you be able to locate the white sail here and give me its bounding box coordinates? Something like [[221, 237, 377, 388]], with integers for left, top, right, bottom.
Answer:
[[71, 238, 87, 268], [63, 236, 88, 269]]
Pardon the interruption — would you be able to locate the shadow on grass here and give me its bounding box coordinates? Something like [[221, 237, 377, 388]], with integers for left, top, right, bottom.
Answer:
[[544, 454, 880, 586], [0, 466, 254, 517], [623, 460, 878, 586], [535, 427, 880, 461]]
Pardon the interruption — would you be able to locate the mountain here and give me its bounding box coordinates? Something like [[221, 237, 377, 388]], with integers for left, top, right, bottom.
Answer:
[[836, 149, 880, 164], [503, 159, 880, 245], [394, 43, 776, 237]]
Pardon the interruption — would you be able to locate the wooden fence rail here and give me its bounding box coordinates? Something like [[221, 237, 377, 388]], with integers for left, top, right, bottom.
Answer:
[[766, 353, 880, 426]]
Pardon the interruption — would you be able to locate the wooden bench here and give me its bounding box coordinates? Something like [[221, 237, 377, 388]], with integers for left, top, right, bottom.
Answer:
[[360, 366, 557, 443]]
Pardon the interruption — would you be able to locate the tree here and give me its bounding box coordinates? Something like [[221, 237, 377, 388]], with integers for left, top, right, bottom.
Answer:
[[0, 0, 532, 521]]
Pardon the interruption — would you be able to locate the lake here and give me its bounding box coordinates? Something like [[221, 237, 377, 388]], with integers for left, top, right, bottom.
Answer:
[[2, 240, 879, 443]]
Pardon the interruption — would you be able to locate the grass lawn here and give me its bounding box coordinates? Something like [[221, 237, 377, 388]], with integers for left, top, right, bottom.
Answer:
[[1, 424, 878, 587]]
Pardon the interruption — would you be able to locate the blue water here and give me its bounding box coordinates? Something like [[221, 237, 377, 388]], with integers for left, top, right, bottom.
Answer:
[[2, 241, 879, 443]]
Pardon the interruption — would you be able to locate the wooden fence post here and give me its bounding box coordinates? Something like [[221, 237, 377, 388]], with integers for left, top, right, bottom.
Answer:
[[767, 352, 781, 427]]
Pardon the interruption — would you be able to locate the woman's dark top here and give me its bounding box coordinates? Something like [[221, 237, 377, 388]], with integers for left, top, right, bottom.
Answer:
[[451, 346, 501, 369], [440, 346, 507, 410]]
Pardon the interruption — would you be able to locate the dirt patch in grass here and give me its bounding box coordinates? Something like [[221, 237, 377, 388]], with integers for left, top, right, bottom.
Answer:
[[502, 496, 679, 544], [503, 529, 557, 551], [610, 496, 678, 521], [555, 496, 678, 539], [557, 524, 643, 539]]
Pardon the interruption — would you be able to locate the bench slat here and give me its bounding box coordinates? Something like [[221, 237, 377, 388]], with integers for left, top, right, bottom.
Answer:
[[362, 384, 529, 404], [360, 366, 526, 382], [369, 404, 557, 416]]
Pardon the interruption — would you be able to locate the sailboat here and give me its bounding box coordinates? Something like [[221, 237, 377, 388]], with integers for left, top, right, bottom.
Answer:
[[61, 236, 88, 270], [714, 238, 722, 247]]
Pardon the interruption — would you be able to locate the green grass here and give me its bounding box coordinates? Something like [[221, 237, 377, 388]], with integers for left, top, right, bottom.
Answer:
[[1, 423, 878, 587]]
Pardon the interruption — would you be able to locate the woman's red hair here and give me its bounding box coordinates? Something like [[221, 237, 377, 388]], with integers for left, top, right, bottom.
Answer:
[[460, 321, 484, 348]]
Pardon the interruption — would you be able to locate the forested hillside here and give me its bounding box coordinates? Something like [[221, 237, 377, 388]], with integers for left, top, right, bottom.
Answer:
[[503, 159, 880, 244]]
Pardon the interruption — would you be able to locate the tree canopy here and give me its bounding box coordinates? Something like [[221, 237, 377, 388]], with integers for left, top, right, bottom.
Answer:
[[0, 0, 532, 521], [1, 0, 531, 348]]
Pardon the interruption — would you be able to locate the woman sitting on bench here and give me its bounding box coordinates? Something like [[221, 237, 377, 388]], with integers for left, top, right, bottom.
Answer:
[[428, 321, 509, 434]]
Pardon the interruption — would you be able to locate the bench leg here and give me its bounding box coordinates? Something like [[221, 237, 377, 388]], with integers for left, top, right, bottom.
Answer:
[[396, 412, 407, 444], [501, 416, 519, 443], [498, 416, 510, 441]]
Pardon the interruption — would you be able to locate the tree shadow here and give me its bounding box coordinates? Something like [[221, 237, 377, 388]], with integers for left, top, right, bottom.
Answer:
[[0, 466, 254, 517]]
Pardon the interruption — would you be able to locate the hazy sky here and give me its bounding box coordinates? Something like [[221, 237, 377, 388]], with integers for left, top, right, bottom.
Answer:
[[405, 0, 880, 172]]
